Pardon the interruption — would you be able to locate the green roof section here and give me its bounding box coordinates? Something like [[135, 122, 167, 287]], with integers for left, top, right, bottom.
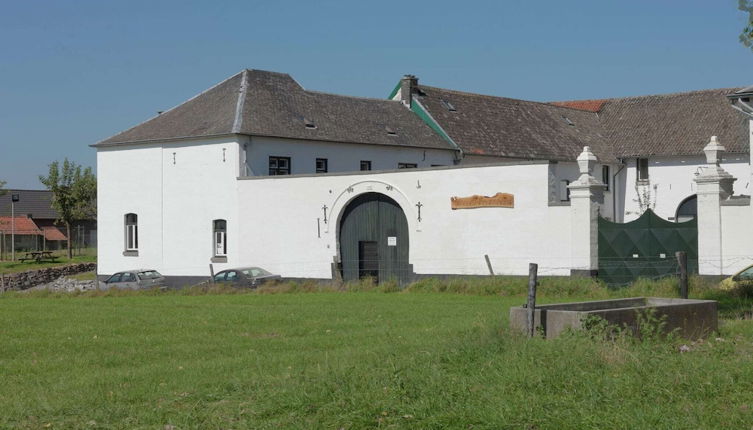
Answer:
[[387, 81, 401, 100], [410, 100, 455, 147]]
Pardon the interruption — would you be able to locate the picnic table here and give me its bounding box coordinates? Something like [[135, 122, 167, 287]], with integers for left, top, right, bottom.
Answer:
[[19, 251, 59, 263]]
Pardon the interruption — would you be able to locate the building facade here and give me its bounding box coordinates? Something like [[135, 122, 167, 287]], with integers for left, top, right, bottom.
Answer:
[[94, 69, 753, 283]]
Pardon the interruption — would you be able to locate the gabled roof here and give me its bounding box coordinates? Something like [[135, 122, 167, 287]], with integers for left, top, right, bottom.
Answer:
[[412, 85, 613, 161], [0, 190, 58, 219], [409, 81, 749, 161], [0, 217, 42, 235], [583, 88, 749, 157], [96, 70, 454, 151]]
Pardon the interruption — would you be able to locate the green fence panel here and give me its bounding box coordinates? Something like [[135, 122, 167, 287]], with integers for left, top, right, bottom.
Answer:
[[598, 209, 698, 284]]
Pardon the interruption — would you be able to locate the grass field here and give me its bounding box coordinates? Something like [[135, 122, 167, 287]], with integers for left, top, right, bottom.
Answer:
[[0, 248, 96, 275], [1, 279, 753, 429]]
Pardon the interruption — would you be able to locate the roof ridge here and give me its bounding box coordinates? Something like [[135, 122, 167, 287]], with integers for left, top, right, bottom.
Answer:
[[232, 69, 249, 133], [417, 84, 599, 113], [556, 87, 744, 104], [94, 70, 245, 145], [304, 89, 406, 104]]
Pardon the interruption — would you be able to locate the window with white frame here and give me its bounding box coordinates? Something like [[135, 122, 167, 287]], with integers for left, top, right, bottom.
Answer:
[[125, 213, 138, 251], [213, 219, 227, 257], [602, 165, 610, 191]]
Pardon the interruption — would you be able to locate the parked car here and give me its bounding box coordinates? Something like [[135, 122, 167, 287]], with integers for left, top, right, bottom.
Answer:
[[212, 267, 281, 288], [720, 264, 753, 295], [99, 269, 166, 290]]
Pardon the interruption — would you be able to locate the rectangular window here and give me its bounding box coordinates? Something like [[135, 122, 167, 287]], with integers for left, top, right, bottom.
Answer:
[[269, 156, 291, 175], [315, 158, 328, 174], [637, 158, 649, 182], [360, 160, 372, 171], [560, 180, 570, 202], [213, 219, 227, 257], [125, 213, 138, 251], [398, 163, 417, 169], [602, 165, 610, 191]]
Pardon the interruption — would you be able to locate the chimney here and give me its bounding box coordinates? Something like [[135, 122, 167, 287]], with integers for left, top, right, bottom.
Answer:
[[400, 74, 418, 107]]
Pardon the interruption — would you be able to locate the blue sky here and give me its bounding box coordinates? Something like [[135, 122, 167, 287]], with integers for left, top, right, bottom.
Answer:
[[1, 0, 751, 189]]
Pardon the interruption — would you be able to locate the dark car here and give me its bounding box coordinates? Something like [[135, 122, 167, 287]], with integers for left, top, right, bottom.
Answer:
[[212, 267, 281, 288], [99, 269, 166, 290]]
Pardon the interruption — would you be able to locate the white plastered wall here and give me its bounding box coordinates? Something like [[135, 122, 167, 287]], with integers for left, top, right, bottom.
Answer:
[[243, 136, 456, 176], [621, 155, 750, 222], [236, 162, 573, 279], [97, 136, 241, 277]]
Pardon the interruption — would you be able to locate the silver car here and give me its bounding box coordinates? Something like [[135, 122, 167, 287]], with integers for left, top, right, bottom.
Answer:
[[99, 269, 166, 290], [212, 266, 281, 288]]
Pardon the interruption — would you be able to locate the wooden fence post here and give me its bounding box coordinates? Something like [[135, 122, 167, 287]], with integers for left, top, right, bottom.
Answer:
[[527, 263, 538, 338], [484, 255, 494, 276], [676, 251, 688, 299]]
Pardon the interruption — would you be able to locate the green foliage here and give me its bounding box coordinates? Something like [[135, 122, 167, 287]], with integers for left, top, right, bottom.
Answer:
[[0, 180, 6, 196], [741, 0, 753, 50], [38, 159, 96, 223], [38, 159, 96, 259]]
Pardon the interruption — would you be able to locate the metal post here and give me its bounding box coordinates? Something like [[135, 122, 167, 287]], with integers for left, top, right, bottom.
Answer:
[[10, 196, 16, 261], [676, 251, 688, 299], [527, 262, 538, 338]]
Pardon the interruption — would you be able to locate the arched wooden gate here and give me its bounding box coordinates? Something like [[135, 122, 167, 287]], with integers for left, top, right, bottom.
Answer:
[[339, 193, 411, 284], [598, 209, 698, 284]]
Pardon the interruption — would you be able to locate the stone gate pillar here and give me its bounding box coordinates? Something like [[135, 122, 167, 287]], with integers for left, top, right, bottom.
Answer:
[[568, 146, 606, 276], [694, 136, 736, 276]]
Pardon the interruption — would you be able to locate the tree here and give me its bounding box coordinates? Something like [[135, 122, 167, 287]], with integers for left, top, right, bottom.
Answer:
[[39, 159, 96, 259], [741, 0, 753, 50], [0, 180, 6, 196]]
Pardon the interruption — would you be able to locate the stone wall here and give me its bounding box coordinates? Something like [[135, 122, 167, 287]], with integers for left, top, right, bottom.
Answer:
[[0, 262, 97, 291]]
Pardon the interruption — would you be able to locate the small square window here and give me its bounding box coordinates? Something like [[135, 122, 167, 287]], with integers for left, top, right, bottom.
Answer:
[[360, 161, 372, 171], [316, 158, 328, 174], [269, 156, 291, 175]]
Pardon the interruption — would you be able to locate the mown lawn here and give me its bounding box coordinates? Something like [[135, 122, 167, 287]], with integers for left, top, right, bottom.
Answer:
[[1, 284, 752, 429]]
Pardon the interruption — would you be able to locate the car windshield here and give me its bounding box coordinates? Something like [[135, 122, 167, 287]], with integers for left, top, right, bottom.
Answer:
[[241, 267, 271, 277], [138, 270, 162, 279], [738, 266, 753, 280]]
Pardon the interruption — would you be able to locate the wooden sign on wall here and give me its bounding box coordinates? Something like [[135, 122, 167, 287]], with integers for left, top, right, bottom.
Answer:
[[451, 192, 514, 210]]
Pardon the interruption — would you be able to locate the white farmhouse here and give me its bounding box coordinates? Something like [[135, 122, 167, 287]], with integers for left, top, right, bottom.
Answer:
[[94, 69, 753, 284]]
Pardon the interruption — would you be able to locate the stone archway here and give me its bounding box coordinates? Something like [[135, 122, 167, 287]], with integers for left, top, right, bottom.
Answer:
[[338, 192, 411, 284]]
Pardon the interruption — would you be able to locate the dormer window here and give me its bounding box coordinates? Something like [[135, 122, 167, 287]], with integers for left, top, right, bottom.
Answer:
[[385, 126, 397, 136], [440, 99, 456, 112], [303, 118, 316, 129]]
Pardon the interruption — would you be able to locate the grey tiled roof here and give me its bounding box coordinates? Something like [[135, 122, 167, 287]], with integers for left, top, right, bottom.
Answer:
[[0, 190, 58, 219], [413, 85, 613, 161], [96, 70, 454, 151], [598, 88, 749, 157], [415, 84, 749, 160]]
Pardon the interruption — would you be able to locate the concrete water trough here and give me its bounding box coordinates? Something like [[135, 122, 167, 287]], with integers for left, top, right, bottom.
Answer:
[[510, 297, 718, 339]]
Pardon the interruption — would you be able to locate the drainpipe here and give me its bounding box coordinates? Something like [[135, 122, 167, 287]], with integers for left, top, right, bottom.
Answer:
[[612, 159, 626, 222]]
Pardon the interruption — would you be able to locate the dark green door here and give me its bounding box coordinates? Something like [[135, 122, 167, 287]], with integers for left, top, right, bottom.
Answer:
[[598, 209, 698, 284], [339, 193, 411, 284]]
